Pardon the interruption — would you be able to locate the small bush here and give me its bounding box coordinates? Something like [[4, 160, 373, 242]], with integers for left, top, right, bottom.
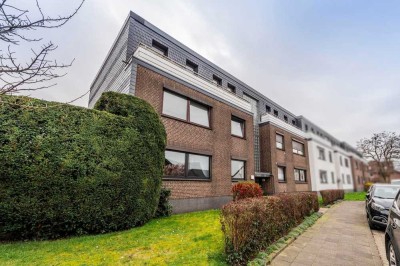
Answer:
[[232, 182, 263, 201], [320, 189, 344, 205], [155, 188, 172, 218], [364, 182, 374, 192], [221, 192, 319, 265]]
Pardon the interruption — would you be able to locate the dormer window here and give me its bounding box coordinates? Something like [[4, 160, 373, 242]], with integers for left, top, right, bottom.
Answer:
[[292, 119, 296, 125], [284, 115, 288, 122], [227, 83, 236, 93], [266, 105, 271, 113], [185, 59, 198, 73], [152, 40, 168, 56], [212, 75, 222, 86], [273, 110, 278, 116]]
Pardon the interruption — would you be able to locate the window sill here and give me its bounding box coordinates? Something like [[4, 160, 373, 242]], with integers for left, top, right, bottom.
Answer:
[[161, 114, 212, 130], [293, 153, 306, 157], [295, 181, 308, 184], [162, 177, 212, 182], [278, 180, 287, 183], [231, 134, 246, 140], [232, 178, 246, 182]]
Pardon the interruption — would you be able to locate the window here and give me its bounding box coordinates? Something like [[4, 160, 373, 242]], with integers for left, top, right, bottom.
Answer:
[[162, 90, 210, 127], [284, 115, 288, 122], [328, 151, 333, 163], [345, 158, 349, 168], [152, 40, 168, 56], [358, 176, 361, 184], [355, 161, 359, 169], [305, 125, 308, 131], [340, 156, 343, 166], [212, 75, 222, 86], [320, 170, 328, 184], [294, 169, 306, 182], [318, 147, 325, 160], [185, 59, 198, 73], [266, 105, 271, 113], [342, 173, 345, 183], [292, 119, 296, 126], [231, 116, 245, 138], [273, 110, 278, 116], [278, 166, 286, 182], [227, 83, 236, 93], [231, 160, 245, 180], [164, 150, 210, 179], [292, 140, 304, 156], [276, 134, 284, 150], [347, 175, 351, 184], [331, 172, 335, 183]]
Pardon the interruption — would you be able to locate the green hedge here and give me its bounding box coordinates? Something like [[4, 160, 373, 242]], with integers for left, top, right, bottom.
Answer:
[[320, 189, 344, 205], [0, 92, 166, 240], [221, 192, 319, 265]]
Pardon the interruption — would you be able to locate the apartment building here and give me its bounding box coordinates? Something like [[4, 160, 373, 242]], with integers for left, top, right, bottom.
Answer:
[[298, 117, 370, 192], [89, 11, 368, 211]]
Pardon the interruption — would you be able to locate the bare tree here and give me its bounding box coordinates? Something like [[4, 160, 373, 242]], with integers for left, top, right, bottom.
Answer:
[[358, 131, 400, 183], [0, 0, 84, 94]]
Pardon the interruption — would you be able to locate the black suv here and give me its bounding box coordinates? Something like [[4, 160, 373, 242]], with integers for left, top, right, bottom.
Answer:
[[385, 189, 400, 265], [366, 184, 400, 229]]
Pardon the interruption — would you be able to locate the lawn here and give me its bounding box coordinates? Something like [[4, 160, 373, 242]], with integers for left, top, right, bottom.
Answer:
[[344, 191, 366, 201], [0, 210, 226, 266]]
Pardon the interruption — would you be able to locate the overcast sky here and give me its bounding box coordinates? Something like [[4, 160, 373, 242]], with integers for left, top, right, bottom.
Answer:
[[10, 0, 400, 147]]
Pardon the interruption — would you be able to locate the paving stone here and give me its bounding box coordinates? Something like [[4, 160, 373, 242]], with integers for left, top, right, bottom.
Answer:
[[270, 201, 383, 266]]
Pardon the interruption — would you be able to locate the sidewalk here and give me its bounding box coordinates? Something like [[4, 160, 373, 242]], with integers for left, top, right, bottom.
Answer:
[[271, 201, 383, 266]]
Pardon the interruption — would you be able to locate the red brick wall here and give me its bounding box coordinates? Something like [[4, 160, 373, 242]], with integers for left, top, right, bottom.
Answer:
[[259, 123, 312, 193], [350, 157, 366, 191], [135, 65, 255, 199]]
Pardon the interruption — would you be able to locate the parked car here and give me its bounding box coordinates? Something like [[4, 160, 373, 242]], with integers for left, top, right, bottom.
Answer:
[[366, 184, 400, 229], [392, 180, 400, 185], [385, 189, 400, 265]]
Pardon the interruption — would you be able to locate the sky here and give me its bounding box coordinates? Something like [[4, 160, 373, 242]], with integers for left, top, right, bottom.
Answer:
[[6, 0, 400, 147]]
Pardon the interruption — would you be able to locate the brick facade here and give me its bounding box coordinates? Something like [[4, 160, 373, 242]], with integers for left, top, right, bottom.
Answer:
[[259, 123, 312, 194], [135, 65, 254, 211], [350, 157, 367, 191]]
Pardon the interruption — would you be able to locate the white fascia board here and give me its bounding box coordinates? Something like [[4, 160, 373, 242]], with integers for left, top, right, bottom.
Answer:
[[260, 113, 307, 139], [133, 45, 252, 113]]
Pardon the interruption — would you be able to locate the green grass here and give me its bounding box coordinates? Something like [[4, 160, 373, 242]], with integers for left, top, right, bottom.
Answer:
[[0, 210, 226, 266], [344, 191, 366, 201]]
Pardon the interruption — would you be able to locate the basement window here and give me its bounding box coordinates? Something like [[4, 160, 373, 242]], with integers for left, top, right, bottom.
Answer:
[[152, 40, 168, 56]]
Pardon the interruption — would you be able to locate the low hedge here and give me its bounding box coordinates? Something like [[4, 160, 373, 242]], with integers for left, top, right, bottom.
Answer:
[[221, 192, 319, 265], [0, 92, 166, 240], [320, 189, 344, 205], [232, 181, 263, 201]]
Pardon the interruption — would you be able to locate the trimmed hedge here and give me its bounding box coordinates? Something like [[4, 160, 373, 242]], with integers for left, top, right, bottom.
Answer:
[[232, 181, 263, 201], [221, 192, 319, 265], [320, 189, 344, 205], [0, 92, 166, 240]]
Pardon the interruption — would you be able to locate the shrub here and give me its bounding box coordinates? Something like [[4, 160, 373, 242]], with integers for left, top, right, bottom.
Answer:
[[0, 92, 166, 240], [155, 188, 172, 218], [364, 182, 374, 192], [221, 192, 318, 265], [320, 189, 345, 205], [232, 182, 263, 201]]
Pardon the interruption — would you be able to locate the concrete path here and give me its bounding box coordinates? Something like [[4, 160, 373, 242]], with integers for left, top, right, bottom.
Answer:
[[271, 201, 383, 266], [372, 229, 389, 266]]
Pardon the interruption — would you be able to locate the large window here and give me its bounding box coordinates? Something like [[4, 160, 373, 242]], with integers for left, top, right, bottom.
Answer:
[[231, 116, 245, 138], [164, 150, 210, 179], [294, 169, 306, 182], [320, 170, 328, 184], [231, 160, 245, 180], [345, 158, 349, 168], [318, 147, 325, 160], [162, 90, 210, 127], [278, 166, 286, 182], [329, 151, 333, 163], [331, 172, 335, 183], [276, 134, 284, 150], [292, 140, 304, 155]]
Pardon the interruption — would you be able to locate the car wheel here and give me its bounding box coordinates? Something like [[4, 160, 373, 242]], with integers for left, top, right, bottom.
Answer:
[[388, 241, 399, 266], [367, 214, 376, 229]]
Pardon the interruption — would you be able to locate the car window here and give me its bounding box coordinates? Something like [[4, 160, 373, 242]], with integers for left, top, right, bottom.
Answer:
[[396, 191, 400, 207], [392, 180, 400, 185], [374, 187, 400, 199]]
